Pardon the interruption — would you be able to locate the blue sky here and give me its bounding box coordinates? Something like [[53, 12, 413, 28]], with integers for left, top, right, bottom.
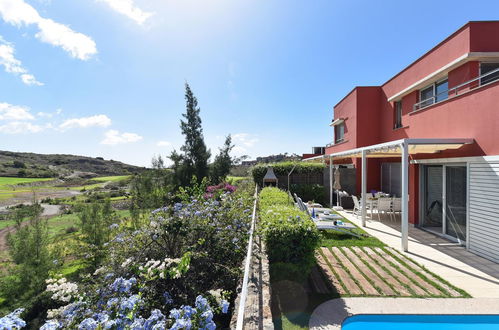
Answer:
[[0, 0, 498, 166]]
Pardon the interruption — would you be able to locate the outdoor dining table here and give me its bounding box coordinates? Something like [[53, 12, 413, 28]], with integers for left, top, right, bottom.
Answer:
[[365, 193, 390, 218]]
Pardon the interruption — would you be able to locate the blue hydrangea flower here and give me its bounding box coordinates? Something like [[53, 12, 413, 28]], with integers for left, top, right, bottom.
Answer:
[[0, 308, 26, 329], [78, 318, 98, 330], [221, 300, 230, 314], [163, 292, 173, 305], [169, 308, 181, 320], [195, 295, 208, 310], [119, 295, 141, 312], [40, 319, 61, 330]]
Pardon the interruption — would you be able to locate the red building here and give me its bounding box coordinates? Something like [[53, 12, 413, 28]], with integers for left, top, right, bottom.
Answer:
[[308, 21, 499, 262]]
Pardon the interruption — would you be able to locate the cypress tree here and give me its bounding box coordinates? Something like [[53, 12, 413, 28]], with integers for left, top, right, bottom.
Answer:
[[171, 83, 211, 186]]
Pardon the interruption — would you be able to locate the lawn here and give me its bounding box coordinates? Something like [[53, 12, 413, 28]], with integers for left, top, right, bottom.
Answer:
[[90, 175, 130, 182], [0, 177, 53, 192]]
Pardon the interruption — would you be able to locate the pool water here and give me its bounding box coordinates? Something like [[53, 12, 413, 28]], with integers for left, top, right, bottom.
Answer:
[[342, 314, 499, 330]]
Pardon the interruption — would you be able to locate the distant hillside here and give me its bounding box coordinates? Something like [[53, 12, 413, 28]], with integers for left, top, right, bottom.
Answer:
[[0, 150, 146, 178]]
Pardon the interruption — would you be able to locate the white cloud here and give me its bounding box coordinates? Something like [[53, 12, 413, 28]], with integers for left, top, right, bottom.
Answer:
[[0, 36, 43, 85], [233, 133, 259, 147], [37, 108, 62, 118], [97, 0, 154, 25], [0, 102, 34, 120], [156, 140, 171, 147], [59, 114, 111, 130], [101, 129, 143, 145], [0, 121, 44, 134], [0, 0, 97, 60]]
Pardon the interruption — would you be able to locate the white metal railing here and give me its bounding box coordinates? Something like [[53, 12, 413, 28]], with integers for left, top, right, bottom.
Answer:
[[412, 67, 499, 112], [235, 185, 258, 330]]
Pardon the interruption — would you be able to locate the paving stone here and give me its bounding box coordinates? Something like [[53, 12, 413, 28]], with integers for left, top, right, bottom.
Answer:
[[321, 248, 363, 295], [364, 247, 428, 296], [316, 251, 347, 295], [352, 247, 411, 296], [391, 248, 463, 297], [341, 247, 398, 296], [331, 247, 380, 296], [374, 247, 444, 296]]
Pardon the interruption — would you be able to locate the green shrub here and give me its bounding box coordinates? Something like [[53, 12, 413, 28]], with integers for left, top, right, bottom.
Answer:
[[259, 187, 320, 282], [251, 161, 325, 185], [258, 187, 291, 210], [290, 183, 325, 205]]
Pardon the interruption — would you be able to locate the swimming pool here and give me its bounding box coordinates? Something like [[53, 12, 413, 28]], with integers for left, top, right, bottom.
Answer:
[[342, 314, 499, 329]]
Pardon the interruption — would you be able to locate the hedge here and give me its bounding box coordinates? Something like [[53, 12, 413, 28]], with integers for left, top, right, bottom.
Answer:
[[251, 161, 325, 185], [289, 183, 325, 205], [259, 187, 320, 282]]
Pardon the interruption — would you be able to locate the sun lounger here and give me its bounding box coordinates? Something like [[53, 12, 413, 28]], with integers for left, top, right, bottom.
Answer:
[[293, 194, 361, 238]]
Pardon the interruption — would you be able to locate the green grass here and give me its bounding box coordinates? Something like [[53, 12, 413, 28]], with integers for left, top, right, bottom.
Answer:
[[0, 177, 53, 187], [319, 213, 385, 248], [0, 177, 53, 194], [226, 176, 249, 184], [0, 219, 16, 230], [90, 175, 130, 182], [47, 210, 131, 238]]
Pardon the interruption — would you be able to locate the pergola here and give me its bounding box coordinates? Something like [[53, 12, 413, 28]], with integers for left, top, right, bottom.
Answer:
[[304, 138, 474, 251]]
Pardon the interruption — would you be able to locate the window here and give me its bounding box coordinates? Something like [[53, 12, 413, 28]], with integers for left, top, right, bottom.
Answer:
[[335, 123, 344, 143], [480, 63, 499, 85], [435, 79, 448, 102], [418, 78, 448, 108], [420, 85, 435, 108], [394, 101, 403, 129]]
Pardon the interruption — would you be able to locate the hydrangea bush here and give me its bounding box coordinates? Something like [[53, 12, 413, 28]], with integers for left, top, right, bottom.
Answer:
[[0, 182, 254, 329]]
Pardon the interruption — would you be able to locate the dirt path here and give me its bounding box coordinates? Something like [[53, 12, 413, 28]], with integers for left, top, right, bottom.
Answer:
[[0, 188, 80, 207]]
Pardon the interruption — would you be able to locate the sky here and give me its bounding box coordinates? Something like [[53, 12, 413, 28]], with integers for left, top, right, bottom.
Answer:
[[1, 0, 499, 167]]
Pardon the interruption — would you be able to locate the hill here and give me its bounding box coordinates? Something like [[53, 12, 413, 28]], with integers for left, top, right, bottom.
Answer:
[[0, 150, 146, 178]]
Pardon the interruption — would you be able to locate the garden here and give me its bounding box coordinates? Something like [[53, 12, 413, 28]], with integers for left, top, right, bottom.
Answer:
[[0, 84, 255, 329]]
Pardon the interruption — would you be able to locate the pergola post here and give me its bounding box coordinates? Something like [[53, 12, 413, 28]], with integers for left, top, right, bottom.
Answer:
[[329, 156, 333, 207], [361, 150, 367, 227], [401, 142, 409, 252]]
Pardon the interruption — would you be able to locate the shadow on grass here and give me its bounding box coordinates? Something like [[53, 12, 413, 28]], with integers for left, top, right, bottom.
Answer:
[[271, 276, 340, 329]]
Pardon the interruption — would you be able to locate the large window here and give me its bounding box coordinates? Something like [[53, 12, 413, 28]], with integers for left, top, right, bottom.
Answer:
[[418, 78, 448, 108], [394, 101, 403, 129], [480, 62, 499, 85], [335, 123, 344, 144]]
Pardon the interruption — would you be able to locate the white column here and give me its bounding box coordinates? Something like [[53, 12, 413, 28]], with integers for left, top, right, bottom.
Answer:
[[401, 142, 409, 252], [329, 156, 333, 207], [361, 150, 367, 227]]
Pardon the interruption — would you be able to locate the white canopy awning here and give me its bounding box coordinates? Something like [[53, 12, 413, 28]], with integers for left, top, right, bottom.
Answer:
[[304, 138, 474, 252], [304, 138, 474, 162]]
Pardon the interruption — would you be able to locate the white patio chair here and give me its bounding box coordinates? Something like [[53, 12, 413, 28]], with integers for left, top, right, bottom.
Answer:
[[376, 197, 393, 222], [391, 197, 401, 220], [352, 195, 361, 217]]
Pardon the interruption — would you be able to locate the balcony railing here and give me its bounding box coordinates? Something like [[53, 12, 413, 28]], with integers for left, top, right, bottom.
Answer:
[[412, 67, 499, 112]]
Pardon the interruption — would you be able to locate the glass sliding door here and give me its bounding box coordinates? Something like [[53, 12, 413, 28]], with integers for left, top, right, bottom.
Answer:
[[445, 166, 467, 241], [423, 165, 443, 230], [421, 164, 467, 243]]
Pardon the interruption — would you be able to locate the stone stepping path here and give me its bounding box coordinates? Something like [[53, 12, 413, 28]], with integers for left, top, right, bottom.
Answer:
[[315, 251, 346, 295], [352, 247, 411, 296], [315, 246, 466, 298], [321, 248, 363, 295], [391, 249, 462, 297]]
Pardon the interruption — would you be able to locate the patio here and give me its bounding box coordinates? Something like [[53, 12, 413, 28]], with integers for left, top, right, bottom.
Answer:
[[338, 209, 499, 298]]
